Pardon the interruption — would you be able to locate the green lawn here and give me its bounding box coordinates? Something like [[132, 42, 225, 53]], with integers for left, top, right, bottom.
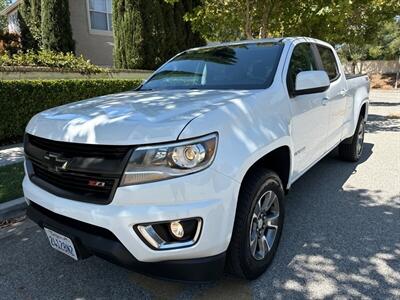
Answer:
[[0, 163, 25, 204]]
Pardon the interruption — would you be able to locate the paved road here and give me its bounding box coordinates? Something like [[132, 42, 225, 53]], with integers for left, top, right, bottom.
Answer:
[[1, 91, 399, 299]]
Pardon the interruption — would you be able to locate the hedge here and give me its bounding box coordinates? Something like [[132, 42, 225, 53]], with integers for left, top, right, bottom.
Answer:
[[1, 50, 106, 74], [0, 79, 142, 145]]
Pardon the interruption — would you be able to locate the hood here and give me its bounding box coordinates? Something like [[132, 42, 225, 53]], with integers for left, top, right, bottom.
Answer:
[[26, 89, 254, 145]]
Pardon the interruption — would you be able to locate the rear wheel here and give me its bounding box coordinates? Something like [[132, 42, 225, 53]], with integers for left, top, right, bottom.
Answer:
[[339, 116, 365, 162], [227, 169, 284, 279]]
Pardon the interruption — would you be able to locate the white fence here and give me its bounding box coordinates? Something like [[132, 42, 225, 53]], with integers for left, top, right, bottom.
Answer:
[[343, 60, 399, 75]]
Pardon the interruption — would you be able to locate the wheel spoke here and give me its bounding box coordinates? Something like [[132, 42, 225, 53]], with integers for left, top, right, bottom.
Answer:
[[259, 235, 271, 255], [266, 212, 279, 228], [250, 236, 257, 256], [266, 230, 276, 250], [261, 191, 273, 211], [257, 236, 266, 258], [254, 200, 262, 217]]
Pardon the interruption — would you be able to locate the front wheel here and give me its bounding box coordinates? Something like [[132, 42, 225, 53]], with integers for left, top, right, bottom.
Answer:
[[339, 116, 365, 162], [226, 169, 285, 279]]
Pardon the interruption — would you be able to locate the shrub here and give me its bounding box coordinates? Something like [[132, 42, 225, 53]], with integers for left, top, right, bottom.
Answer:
[[0, 50, 106, 74], [0, 31, 22, 55], [41, 0, 75, 53], [113, 0, 205, 70], [19, 0, 42, 51], [0, 79, 142, 145]]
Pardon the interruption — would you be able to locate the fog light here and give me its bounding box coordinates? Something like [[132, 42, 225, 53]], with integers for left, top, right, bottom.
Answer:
[[135, 218, 202, 250], [170, 221, 184, 239]]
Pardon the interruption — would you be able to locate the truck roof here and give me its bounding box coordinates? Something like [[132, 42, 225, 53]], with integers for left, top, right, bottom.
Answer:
[[188, 37, 331, 52]]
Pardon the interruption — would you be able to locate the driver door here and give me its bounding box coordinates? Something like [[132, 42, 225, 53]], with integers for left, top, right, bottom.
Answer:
[[287, 43, 330, 178]]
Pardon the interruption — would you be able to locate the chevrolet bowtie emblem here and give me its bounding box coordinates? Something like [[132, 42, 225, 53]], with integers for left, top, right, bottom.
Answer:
[[43, 153, 69, 172]]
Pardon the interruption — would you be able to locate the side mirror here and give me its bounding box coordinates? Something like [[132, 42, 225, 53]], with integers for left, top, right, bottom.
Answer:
[[294, 71, 330, 96]]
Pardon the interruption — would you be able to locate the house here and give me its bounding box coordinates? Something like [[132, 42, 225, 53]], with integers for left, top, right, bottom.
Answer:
[[0, 0, 114, 66]]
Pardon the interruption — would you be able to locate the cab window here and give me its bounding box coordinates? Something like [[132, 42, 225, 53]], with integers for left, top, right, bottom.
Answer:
[[317, 45, 340, 81], [286, 43, 318, 96]]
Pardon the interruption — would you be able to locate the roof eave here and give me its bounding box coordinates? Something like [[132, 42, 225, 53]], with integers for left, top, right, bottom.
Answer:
[[0, 0, 21, 16]]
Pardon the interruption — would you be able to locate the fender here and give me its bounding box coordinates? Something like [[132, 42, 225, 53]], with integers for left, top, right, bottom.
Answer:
[[342, 80, 370, 140], [178, 88, 293, 186]]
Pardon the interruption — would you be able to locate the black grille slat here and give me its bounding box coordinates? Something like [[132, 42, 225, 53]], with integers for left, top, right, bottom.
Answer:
[[28, 134, 130, 158], [33, 165, 114, 193], [24, 134, 133, 204]]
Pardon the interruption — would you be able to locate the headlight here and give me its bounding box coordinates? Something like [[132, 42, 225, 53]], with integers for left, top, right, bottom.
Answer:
[[121, 133, 218, 185]]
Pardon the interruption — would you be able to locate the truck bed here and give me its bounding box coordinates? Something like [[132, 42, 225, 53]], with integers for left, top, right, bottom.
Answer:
[[345, 73, 368, 80]]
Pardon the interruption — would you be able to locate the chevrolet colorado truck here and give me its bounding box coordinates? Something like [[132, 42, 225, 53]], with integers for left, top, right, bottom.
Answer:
[[23, 37, 369, 281]]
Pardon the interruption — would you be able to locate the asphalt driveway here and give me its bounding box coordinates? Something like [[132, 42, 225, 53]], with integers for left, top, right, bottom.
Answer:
[[0, 91, 399, 299]]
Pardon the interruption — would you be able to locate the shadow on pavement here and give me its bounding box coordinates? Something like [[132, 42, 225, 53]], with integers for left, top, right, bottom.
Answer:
[[366, 114, 400, 133], [251, 142, 400, 299], [369, 101, 400, 107]]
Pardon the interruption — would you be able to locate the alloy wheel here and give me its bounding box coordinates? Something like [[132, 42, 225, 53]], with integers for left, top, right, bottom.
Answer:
[[249, 190, 280, 261]]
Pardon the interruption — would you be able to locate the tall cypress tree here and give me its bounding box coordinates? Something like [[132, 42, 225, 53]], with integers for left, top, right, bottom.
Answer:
[[183, 0, 205, 48], [161, 1, 178, 61], [113, 0, 205, 69], [19, 0, 41, 50], [41, 0, 74, 53], [113, 0, 145, 69], [173, 1, 187, 52]]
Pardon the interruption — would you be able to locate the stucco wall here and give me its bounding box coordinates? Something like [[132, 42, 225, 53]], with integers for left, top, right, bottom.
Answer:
[[343, 60, 400, 75], [68, 0, 114, 66]]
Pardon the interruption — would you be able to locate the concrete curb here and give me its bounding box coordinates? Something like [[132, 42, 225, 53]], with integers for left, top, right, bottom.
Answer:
[[0, 197, 27, 221]]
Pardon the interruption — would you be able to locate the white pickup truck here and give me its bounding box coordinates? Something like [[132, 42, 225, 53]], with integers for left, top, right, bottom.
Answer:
[[23, 37, 369, 281]]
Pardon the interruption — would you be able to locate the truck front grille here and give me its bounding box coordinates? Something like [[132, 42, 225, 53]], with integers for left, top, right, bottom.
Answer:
[[24, 134, 133, 204]]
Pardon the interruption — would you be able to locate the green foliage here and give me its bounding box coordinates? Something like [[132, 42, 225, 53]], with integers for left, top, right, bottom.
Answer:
[[0, 162, 24, 203], [0, 79, 142, 144], [0, 30, 22, 55], [113, 0, 205, 69], [19, 0, 41, 50], [41, 0, 74, 53], [185, 0, 283, 41], [185, 0, 400, 64], [0, 50, 106, 74], [337, 18, 400, 64], [368, 20, 400, 60], [0, 0, 9, 30]]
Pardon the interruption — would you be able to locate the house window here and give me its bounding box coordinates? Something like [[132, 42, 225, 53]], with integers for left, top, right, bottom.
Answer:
[[89, 0, 112, 32], [8, 12, 20, 33]]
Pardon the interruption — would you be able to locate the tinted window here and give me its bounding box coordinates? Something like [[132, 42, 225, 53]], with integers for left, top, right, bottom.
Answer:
[[287, 43, 318, 95], [317, 45, 339, 81], [140, 43, 284, 90]]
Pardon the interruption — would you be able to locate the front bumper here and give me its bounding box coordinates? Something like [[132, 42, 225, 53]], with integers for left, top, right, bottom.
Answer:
[[27, 201, 226, 281], [23, 166, 239, 280]]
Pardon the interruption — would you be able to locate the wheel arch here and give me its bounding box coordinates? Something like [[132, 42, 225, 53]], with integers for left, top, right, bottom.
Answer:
[[240, 146, 292, 192]]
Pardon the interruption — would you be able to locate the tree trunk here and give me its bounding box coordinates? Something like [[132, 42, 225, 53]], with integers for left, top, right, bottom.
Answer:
[[259, 0, 278, 39], [244, 0, 253, 39]]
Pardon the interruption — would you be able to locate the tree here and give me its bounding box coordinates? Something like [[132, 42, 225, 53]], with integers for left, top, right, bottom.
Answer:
[[184, 0, 284, 41], [367, 19, 400, 60], [113, 0, 145, 69], [0, 0, 12, 30], [41, 0, 74, 53], [185, 0, 399, 46], [113, 0, 205, 69], [18, 0, 41, 50]]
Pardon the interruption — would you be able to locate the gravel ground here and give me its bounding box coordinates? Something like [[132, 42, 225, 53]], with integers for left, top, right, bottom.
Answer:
[[0, 91, 399, 300]]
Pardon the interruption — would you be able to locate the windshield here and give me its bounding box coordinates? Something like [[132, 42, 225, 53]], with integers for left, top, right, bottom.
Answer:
[[140, 42, 284, 90]]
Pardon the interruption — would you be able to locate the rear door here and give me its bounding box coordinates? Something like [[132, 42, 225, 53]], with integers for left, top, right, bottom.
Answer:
[[314, 44, 347, 151], [286, 42, 330, 177]]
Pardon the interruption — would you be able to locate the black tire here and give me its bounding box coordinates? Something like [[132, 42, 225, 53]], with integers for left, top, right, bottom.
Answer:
[[339, 115, 365, 162], [226, 168, 285, 279]]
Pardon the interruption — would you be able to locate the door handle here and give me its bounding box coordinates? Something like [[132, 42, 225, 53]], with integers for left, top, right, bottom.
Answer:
[[322, 97, 329, 106]]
